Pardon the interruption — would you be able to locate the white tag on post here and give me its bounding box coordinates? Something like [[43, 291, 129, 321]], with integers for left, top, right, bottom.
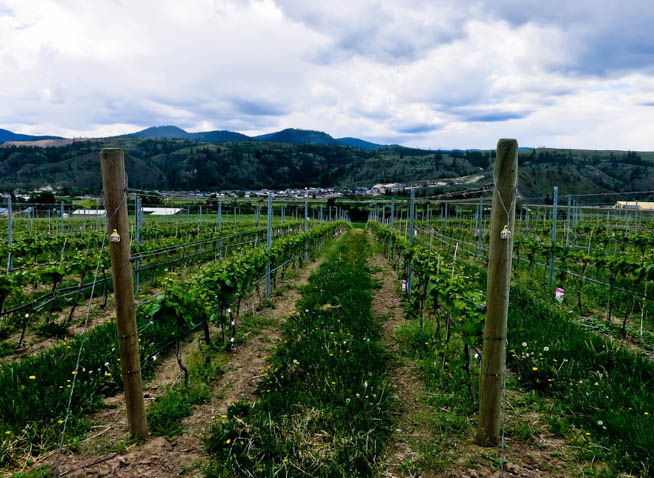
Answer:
[[500, 225, 511, 240], [110, 229, 121, 243]]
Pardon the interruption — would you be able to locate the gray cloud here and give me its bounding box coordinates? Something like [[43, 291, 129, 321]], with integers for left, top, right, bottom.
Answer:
[[460, 111, 531, 122], [396, 123, 442, 133]]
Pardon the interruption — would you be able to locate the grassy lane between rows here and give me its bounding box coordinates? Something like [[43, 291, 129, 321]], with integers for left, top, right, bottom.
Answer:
[[205, 230, 393, 477]]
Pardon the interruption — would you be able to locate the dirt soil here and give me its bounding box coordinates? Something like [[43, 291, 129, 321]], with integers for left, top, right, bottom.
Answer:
[[370, 243, 581, 478], [32, 257, 324, 478]]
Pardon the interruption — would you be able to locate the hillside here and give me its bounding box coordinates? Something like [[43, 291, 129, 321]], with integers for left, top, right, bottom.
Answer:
[[0, 138, 652, 202], [0, 128, 62, 143], [123, 126, 251, 142], [254, 128, 338, 146]]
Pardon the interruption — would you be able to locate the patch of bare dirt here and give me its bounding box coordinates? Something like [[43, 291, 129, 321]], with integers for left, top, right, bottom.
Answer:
[[370, 251, 432, 477], [40, 257, 324, 478]]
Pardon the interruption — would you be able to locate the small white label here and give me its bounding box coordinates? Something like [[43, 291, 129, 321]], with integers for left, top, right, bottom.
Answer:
[[500, 225, 511, 240], [110, 229, 121, 243]]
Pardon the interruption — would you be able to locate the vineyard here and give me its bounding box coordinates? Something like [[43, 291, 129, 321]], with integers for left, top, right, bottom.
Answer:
[[0, 145, 653, 478]]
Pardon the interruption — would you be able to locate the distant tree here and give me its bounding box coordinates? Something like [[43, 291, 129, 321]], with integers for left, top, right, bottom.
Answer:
[[28, 192, 55, 204]]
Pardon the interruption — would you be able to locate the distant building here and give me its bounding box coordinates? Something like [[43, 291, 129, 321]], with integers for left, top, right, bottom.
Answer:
[[72, 209, 106, 217], [142, 207, 183, 216], [614, 201, 654, 211]]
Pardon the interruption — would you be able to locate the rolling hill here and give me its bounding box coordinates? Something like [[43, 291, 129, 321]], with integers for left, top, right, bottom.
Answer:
[[0, 129, 62, 143], [0, 137, 652, 204]]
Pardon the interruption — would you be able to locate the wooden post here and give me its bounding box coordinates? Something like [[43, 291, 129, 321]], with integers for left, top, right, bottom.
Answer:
[[100, 148, 148, 440], [477, 139, 518, 446]]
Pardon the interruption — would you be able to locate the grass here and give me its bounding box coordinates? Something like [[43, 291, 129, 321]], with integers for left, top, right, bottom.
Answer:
[[0, 308, 180, 466], [507, 287, 654, 475], [378, 225, 653, 477], [204, 230, 393, 477]]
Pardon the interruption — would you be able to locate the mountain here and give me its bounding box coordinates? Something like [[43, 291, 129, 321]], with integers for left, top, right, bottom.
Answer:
[[192, 130, 250, 142], [120, 125, 383, 149], [336, 137, 382, 150], [0, 129, 62, 143], [255, 128, 339, 146], [123, 125, 191, 139]]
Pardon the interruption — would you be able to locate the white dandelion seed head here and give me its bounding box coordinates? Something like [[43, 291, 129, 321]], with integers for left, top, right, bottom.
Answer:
[[522, 342, 527, 347], [227, 308, 231, 314], [597, 420, 603, 426], [543, 347, 549, 352]]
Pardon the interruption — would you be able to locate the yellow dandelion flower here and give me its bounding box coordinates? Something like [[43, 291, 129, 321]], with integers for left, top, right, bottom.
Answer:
[[226, 439, 231, 444], [585, 432, 591, 436], [29, 375, 36, 380], [346, 350, 350, 353], [57, 420, 64, 424], [532, 367, 538, 371], [71, 371, 78, 375], [221, 414, 227, 419], [645, 412, 650, 416], [105, 372, 111, 377], [283, 458, 288, 463], [594, 382, 599, 386], [5, 431, 11, 435], [331, 381, 336, 385]]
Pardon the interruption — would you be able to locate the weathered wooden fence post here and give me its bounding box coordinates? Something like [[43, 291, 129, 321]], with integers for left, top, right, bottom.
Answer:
[[101, 148, 148, 440], [477, 138, 518, 445]]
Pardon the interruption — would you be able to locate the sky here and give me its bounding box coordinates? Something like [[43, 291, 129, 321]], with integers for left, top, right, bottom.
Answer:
[[1, 0, 653, 150]]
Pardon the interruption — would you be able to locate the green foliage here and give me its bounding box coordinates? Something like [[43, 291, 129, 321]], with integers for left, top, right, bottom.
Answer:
[[205, 230, 392, 477], [0, 223, 344, 463], [508, 288, 654, 474], [1, 138, 652, 195]]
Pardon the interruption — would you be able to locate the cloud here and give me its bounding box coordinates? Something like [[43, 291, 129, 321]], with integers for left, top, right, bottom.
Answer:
[[463, 111, 530, 122], [396, 123, 442, 134], [0, 0, 653, 150]]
